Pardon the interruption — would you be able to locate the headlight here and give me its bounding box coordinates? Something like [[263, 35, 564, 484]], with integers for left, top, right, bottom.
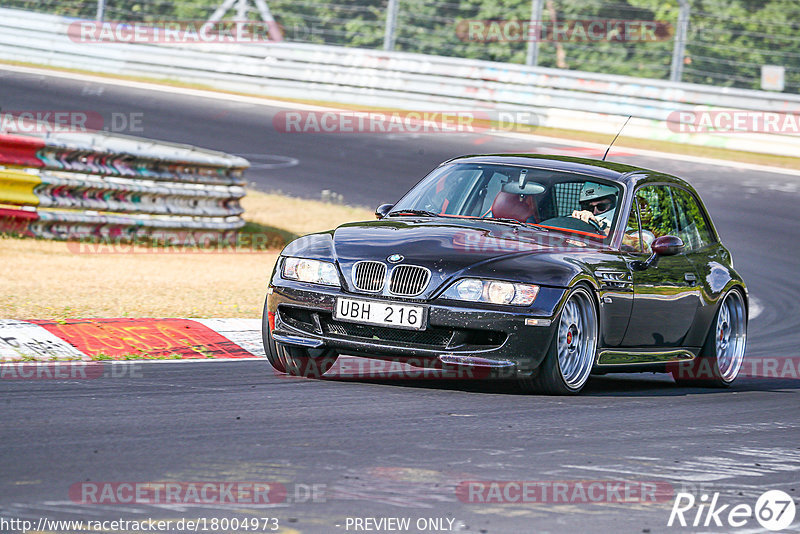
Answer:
[[442, 278, 539, 306], [282, 257, 340, 287], [455, 278, 483, 301]]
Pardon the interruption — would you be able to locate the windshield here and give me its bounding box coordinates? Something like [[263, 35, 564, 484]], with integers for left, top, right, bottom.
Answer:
[[390, 163, 624, 240]]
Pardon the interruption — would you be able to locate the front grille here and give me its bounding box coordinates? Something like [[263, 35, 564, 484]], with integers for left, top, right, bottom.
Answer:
[[322, 317, 454, 347], [352, 261, 386, 292], [389, 265, 430, 296]]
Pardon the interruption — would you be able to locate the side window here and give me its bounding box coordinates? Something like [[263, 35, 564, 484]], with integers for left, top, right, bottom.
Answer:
[[635, 185, 679, 252], [672, 187, 715, 251]]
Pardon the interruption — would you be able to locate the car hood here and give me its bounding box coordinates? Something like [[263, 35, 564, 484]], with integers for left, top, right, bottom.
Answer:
[[281, 217, 608, 296], [334, 217, 600, 262]]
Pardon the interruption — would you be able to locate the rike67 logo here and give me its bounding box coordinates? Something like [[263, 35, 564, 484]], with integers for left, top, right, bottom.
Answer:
[[668, 490, 796, 531]]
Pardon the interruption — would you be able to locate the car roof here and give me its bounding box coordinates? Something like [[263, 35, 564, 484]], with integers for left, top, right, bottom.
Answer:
[[444, 154, 694, 191]]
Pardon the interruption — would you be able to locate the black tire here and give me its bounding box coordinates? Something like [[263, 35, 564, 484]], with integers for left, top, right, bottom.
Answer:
[[518, 286, 598, 395], [671, 288, 747, 387], [275, 344, 339, 378], [262, 302, 285, 373], [262, 304, 338, 378]]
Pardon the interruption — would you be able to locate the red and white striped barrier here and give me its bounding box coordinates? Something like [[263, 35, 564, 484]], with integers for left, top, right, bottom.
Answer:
[[0, 125, 249, 242]]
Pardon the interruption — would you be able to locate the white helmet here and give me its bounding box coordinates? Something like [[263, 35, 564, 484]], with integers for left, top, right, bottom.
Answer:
[[579, 182, 617, 215]]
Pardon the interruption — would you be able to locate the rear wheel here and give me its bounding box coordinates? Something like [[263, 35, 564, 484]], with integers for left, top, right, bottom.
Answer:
[[519, 286, 598, 395], [672, 288, 747, 387]]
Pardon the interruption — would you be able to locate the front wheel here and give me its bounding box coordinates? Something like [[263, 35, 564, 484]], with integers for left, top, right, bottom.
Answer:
[[672, 288, 747, 387], [519, 286, 598, 395], [275, 344, 339, 378], [262, 308, 338, 378]]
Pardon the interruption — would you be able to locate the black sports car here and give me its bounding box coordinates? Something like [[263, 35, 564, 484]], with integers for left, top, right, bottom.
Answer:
[[262, 155, 747, 394]]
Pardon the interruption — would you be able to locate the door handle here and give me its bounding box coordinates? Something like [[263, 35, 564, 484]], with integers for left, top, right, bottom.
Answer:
[[684, 272, 697, 284]]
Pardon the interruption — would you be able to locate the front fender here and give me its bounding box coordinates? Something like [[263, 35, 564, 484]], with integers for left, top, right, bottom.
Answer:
[[280, 231, 336, 260]]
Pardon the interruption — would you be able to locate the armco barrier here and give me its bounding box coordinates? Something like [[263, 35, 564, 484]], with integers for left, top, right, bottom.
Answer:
[[0, 7, 798, 157], [0, 125, 249, 242]]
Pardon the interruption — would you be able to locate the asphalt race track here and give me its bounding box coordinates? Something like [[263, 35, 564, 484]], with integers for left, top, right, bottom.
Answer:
[[2, 67, 800, 533]]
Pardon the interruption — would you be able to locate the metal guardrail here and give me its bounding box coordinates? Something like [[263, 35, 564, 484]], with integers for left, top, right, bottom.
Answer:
[[0, 127, 249, 242], [0, 7, 798, 157]]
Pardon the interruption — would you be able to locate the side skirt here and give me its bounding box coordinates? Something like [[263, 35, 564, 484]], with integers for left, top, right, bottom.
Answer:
[[595, 347, 700, 371]]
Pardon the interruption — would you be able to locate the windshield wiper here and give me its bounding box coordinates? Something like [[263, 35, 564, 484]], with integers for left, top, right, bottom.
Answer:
[[387, 209, 439, 217], [486, 217, 525, 225], [483, 217, 548, 230]]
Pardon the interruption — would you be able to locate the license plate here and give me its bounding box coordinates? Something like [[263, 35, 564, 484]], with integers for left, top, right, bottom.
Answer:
[[334, 298, 426, 331]]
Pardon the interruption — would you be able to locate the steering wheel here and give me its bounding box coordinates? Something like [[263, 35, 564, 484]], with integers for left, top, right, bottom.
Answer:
[[584, 216, 605, 234], [540, 216, 604, 234], [572, 217, 605, 234]]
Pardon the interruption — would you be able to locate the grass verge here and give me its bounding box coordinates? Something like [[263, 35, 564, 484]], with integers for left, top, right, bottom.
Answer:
[[0, 190, 372, 319]]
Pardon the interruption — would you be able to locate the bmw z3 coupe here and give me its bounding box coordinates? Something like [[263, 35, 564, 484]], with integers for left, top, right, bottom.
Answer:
[[262, 155, 747, 394]]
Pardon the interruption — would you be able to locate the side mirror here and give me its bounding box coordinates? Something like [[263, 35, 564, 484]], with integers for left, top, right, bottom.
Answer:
[[651, 235, 684, 256], [631, 235, 684, 271], [375, 203, 394, 219]]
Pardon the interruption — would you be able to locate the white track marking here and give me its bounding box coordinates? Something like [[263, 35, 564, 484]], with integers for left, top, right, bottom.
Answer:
[[234, 153, 300, 169], [0, 318, 266, 363], [42, 501, 150, 514], [563, 448, 800, 483], [0, 320, 88, 361], [749, 296, 764, 320], [194, 318, 264, 357], [1, 63, 798, 177], [493, 130, 800, 178], [32, 503, 107, 516], [0, 63, 332, 110]]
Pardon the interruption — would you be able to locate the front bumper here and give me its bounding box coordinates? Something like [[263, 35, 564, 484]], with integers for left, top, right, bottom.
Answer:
[[265, 281, 566, 375]]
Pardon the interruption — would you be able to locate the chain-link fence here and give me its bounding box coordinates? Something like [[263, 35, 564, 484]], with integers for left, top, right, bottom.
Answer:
[[3, 0, 798, 94]]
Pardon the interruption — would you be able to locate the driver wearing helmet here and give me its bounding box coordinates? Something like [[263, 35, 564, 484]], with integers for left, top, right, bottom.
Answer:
[[571, 182, 617, 235]]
